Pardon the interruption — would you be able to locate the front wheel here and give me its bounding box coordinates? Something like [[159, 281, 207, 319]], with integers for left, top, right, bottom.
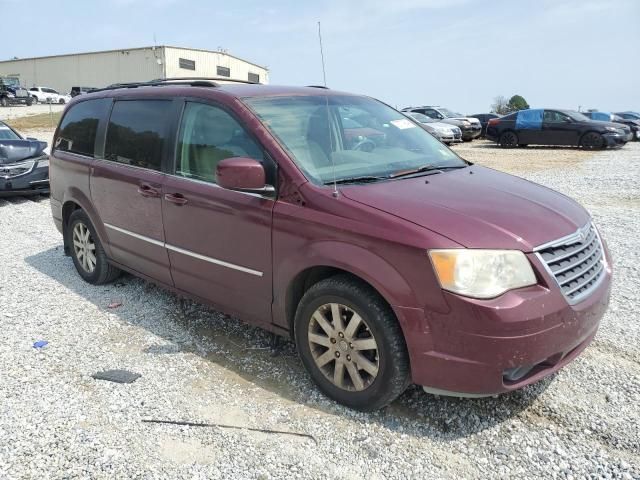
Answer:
[[31, 96, 38, 104], [294, 275, 410, 411], [66, 209, 121, 284], [0, 97, 8, 107], [580, 131, 605, 150], [58, 98, 65, 104]]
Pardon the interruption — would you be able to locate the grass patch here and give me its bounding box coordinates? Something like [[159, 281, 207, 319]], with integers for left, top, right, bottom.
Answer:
[[5, 112, 62, 131]]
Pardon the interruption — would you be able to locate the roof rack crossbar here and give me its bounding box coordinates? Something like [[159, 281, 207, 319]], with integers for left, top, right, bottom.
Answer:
[[306, 85, 330, 89]]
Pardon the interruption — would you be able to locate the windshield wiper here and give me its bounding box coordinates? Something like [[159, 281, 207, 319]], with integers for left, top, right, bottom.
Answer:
[[389, 164, 466, 179], [325, 175, 386, 185]]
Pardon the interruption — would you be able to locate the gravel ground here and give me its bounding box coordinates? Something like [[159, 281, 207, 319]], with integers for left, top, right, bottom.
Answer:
[[0, 138, 639, 479]]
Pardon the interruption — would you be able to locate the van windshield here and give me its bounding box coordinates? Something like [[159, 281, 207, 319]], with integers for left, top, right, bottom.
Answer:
[[244, 95, 465, 185]]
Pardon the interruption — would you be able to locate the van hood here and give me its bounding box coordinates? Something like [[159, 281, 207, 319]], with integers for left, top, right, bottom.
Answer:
[[340, 166, 590, 251]]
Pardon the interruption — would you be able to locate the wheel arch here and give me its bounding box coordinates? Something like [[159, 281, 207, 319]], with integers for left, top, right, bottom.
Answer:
[[61, 189, 110, 257], [280, 242, 417, 338]]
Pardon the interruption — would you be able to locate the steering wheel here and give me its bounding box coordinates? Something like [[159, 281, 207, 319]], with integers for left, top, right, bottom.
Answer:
[[352, 138, 376, 152]]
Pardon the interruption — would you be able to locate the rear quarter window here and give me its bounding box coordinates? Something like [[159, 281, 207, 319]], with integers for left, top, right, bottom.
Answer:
[[55, 98, 112, 157]]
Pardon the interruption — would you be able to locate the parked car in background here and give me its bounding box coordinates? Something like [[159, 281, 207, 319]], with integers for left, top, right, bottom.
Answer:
[[29, 87, 72, 104], [0, 121, 49, 196], [486, 109, 629, 149], [615, 111, 640, 121], [402, 106, 481, 141], [468, 113, 500, 137], [50, 81, 611, 410], [404, 111, 462, 144], [0, 77, 33, 107], [582, 111, 637, 142], [71, 86, 96, 97]]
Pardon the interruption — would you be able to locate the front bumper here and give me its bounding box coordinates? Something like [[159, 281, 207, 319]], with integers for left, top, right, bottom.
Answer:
[[0, 161, 49, 196], [460, 124, 482, 140], [603, 132, 627, 147], [405, 253, 612, 396]]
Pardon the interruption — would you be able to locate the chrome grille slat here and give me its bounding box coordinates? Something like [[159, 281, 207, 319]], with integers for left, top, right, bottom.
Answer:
[[558, 250, 603, 286], [540, 228, 597, 264], [535, 223, 606, 304], [549, 242, 598, 276], [564, 262, 604, 296]]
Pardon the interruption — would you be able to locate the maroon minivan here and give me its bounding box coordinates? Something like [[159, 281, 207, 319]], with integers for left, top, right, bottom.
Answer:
[[49, 79, 612, 410]]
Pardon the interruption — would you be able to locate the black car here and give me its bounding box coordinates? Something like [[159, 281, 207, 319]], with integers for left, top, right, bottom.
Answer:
[[485, 109, 628, 149], [0, 121, 49, 196], [70, 86, 96, 97], [582, 111, 638, 142], [468, 113, 500, 137]]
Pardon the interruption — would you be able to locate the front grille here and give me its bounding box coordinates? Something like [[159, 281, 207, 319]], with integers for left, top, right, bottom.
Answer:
[[536, 223, 606, 304]]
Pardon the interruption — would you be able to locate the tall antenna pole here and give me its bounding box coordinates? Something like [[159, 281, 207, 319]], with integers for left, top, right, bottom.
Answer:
[[318, 22, 327, 87]]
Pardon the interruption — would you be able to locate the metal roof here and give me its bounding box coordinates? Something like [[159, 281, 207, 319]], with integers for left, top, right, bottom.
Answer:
[[0, 45, 268, 71]]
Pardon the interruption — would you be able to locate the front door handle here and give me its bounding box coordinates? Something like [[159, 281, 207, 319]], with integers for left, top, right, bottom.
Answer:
[[137, 183, 160, 198], [164, 193, 188, 206]]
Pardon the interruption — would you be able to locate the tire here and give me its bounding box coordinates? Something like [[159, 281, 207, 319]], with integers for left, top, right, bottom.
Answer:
[[580, 131, 605, 150], [294, 274, 410, 411], [58, 98, 65, 104], [499, 131, 519, 148], [26, 97, 33, 106], [31, 96, 38, 104], [0, 96, 8, 108], [66, 209, 121, 285]]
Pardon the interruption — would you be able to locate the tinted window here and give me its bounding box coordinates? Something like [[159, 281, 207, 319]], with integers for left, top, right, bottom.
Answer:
[[55, 98, 111, 157], [543, 111, 570, 123], [176, 102, 264, 183], [217, 66, 231, 77], [248, 72, 260, 83], [105, 100, 172, 171]]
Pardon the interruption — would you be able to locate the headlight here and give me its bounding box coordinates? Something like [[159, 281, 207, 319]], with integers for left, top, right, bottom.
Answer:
[[604, 126, 618, 132], [429, 249, 536, 299]]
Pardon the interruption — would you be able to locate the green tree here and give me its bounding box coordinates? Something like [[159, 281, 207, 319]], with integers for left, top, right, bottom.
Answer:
[[508, 95, 530, 111]]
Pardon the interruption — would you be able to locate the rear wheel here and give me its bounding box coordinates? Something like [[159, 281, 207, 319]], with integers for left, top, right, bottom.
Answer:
[[294, 275, 410, 411], [0, 97, 8, 107], [66, 209, 120, 284], [580, 131, 605, 150], [499, 131, 519, 148], [58, 98, 65, 104], [26, 97, 33, 106], [31, 96, 38, 104]]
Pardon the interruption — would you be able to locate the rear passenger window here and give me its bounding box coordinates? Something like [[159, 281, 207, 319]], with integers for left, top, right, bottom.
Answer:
[[105, 100, 172, 171], [176, 102, 264, 183], [55, 98, 111, 157]]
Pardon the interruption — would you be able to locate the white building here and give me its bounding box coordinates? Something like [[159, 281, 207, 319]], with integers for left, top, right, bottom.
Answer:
[[0, 46, 269, 93]]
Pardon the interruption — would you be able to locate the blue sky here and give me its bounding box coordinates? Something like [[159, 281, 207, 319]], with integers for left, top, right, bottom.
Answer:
[[1, 0, 638, 113]]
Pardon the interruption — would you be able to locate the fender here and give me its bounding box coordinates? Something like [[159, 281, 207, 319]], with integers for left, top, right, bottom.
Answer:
[[273, 240, 419, 327]]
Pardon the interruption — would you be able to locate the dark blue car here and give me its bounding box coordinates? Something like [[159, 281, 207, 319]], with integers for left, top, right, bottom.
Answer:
[[485, 108, 629, 149]]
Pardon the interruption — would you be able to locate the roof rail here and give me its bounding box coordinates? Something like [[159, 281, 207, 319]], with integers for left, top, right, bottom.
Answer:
[[91, 76, 259, 93], [306, 85, 329, 89]]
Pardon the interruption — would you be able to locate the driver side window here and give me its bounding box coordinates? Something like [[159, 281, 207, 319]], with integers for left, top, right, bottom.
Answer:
[[176, 103, 264, 184], [543, 111, 569, 123]]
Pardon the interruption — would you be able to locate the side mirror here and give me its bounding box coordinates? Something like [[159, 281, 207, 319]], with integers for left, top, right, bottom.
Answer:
[[563, 117, 572, 123], [216, 157, 274, 195]]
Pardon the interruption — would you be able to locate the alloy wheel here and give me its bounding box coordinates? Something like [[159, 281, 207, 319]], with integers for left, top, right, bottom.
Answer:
[[581, 132, 603, 150], [500, 131, 518, 148], [72, 222, 97, 273], [307, 303, 379, 391]]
